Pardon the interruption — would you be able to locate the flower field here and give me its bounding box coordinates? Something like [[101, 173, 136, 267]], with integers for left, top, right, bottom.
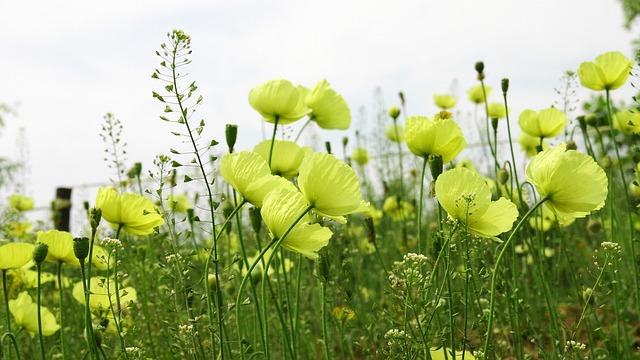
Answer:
[[1, 17, 640, 360]]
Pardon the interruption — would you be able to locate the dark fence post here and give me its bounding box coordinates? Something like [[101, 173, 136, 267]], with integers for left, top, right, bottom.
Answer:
[[52, 187, 72, 231]]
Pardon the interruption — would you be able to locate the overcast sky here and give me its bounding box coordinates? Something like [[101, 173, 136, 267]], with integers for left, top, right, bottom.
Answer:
[[0, 0, 637, 208]]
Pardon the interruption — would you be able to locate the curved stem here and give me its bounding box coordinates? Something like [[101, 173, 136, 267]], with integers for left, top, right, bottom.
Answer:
[[482, 198, 547, 358], [502, 91, 524, 206], [294, 118, 312, 143]]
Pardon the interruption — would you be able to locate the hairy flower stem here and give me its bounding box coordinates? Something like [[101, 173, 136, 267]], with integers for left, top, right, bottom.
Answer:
[[294, 118, 312, 143], [230, 192, 266, 360], [417, 157, 428, 254], [2, 269, 11, 358], [168, 37, 224, 359], [392, 118, 409, 245], [57, 262, 67, 360], [483, 198, 547, 358], [84, 227, 99, 358], [502, 91, 524, 206], [605, 89, 640, 312], [320, 280, 330, 360], [36, 263, 45, 360], [268, 117, 280, 168], [235, 206, 313, 360]]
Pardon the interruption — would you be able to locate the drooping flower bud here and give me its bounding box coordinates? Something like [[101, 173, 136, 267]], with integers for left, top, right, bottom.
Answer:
[[248, 207, 262, 234], [89, 208, 102, 231], [497, 168, 509, 185], [428, 154, 443, 180], [325, 141, 332, 154], [566, 140, 577, 151]]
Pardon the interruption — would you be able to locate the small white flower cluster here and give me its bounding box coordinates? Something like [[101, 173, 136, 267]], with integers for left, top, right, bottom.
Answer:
[[178, 323, 194, 337], [101, 237, 122, 248], [125, 346, 141, 356], [601, 241, 622, 253], [384, 328, 410, 346], [165, 253, 182, 263], [565, 340, 587, 351]]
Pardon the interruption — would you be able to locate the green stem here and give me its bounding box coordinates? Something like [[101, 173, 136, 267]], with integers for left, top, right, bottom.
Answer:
[[2, 270, 11, 334], [294, 118, 312, 143], [321, 281, 330, 360], [85, 228, 98, 358], [605, 89, 640, 312], [57, 262, 67, 360], [482, 198, 547, 358], [268, 117, 280, 169], [36, 263, 45, 360], [502, 91, 524, 206], [417, 157, 428, 254]]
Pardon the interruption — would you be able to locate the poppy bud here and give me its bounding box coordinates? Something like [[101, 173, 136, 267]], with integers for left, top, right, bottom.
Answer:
[[388, 106, 401, 120], [501, 78, 509, 93], [428, 154, 443, 180], [586, 218, 602, 234], [325, 141, 332, 154], [89, 208, 102, 231], [33, 243, 48, 265], [566, 140, 577, 151], [497, 168, 509, 185], [127, 162, 142, 179], [225, 124, 238, 153], [74, 237, 90, 261], [317, 254, 330, 283], [342, 137, 349, 147], [398, 92, 405, 106], [249, 207, 262, 234]]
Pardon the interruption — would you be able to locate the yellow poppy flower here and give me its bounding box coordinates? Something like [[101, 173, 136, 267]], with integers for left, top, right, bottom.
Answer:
[[37, 230, 75, 264], [385, 124, 404, 142], [429, 347, 476, 360], [519, 133, 548, 157], [95, 188, 164, 236], [301, 79, 351, 130], [297, 151, 365, 218], [72, 276, 137, 312], [0, 243, 34, 270], [6, 221, 32, 238], [167, 194, 192, 213], [351, 147, 369, 165], [433, 94, 457, 109], [468, 85, 491, 104], [220, 151, 296, 207], [518, 108, 567, 138], [254, 140, 305, 178], [487, 102, 507, 119], [261, 188, 333, 259], [578, 51, 633, 91], [529, 203, 574, 232], [455, 159, 477, 172], [525, 143, 608, 222], [382, 196, 414, 221], [614, 109, 640, 134], [405, 115, 467, 162], [9, 291, 60, 337], [9, 269, 58, 289], [248, 79, 309, 124], [8, 195, 34, 212], [435, 167, 518, 237]]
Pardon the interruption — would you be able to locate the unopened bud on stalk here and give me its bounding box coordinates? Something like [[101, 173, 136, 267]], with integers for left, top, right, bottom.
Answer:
[[398, 92, 405, 106], [501, 78, 509, 93], [325, 141, 332, 154], [491, 118, 499, 130], [475, 61, 485, 80], [249, 207, 262, 234], [388, 106, 401, 120], [586, 218, 602, 234], [428, 154, 443, 180], [73, 237, 90, 261], [89, 208, 102, 231], [584, 114, 598, 127], [317, 254, 330, 283], [33, 243, 48, 265], [127, 162, 142, 179], [342, 137, 349, 147], [225, 124, 238, 153], [566, 140, 577, 151], [497, 168, 509, 185]]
